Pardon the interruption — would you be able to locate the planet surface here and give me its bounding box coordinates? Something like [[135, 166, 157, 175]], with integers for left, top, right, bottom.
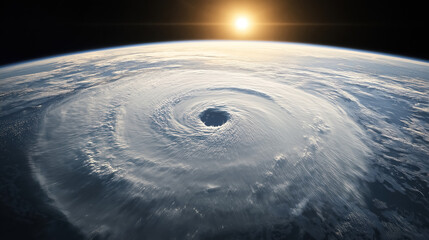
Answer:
[[0, 41, 428, 239]]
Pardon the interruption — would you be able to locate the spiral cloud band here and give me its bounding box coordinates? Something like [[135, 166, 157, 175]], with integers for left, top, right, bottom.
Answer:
[[1, 41, 428, 239]]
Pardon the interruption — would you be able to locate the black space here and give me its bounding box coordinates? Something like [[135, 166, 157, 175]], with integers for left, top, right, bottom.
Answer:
[[0, 0, 428, 65]]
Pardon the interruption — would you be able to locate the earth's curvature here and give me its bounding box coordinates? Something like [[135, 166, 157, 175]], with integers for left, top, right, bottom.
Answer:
[[0, 41, 428, 239]]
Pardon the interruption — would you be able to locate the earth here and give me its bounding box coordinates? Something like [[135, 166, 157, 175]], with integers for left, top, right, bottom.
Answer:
[[0, 41, 428, 240]]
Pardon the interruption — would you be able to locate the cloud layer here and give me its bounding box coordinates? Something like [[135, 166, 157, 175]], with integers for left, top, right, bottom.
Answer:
[[1, 41, 428, 239]]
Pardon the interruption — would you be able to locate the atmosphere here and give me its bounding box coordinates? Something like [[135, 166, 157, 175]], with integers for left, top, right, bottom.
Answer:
[[1, 0, 428, 65]]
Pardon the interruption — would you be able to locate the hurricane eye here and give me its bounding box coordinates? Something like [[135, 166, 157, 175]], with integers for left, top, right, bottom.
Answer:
[[199, 108, 230, 127]]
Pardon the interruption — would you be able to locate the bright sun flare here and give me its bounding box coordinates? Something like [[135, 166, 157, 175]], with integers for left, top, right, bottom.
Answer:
[[235, 17, 249, 31]]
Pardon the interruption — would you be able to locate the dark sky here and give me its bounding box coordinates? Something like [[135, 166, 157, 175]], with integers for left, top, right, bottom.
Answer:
[[1, 0, 428, 65]]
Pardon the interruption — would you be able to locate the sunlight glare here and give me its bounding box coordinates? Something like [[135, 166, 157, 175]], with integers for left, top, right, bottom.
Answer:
[[235, 17, 250, 31]]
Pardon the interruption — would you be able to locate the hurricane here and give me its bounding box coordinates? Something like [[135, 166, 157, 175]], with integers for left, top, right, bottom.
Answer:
[[1, 41, 428, 239]]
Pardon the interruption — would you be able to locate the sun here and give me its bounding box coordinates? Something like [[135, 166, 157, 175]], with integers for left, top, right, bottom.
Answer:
[[234, 17, 250, 31]]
